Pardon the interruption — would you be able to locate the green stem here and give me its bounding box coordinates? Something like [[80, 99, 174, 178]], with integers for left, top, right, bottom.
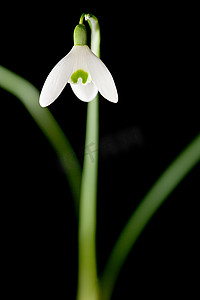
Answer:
[[86, 14, 100, 57], [0, 65, 81, 213], [100, 133, 200, 300], [77, 95, 99, 300], [77, 14, 100, 300], [79, 13, 86, 25]]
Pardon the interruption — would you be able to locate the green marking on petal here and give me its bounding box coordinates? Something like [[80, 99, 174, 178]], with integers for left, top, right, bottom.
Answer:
[[71, 69, 88, 84]]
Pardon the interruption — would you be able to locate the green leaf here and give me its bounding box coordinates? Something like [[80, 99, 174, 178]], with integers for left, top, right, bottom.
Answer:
[[0, 65, 81, 214], [100, 133, 200, 300]]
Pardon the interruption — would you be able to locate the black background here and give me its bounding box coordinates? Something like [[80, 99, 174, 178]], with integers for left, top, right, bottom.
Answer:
[[1, 2, 199, 299]]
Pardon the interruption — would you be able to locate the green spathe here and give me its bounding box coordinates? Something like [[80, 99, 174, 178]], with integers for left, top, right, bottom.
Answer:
[[74, 24, 87, 46], [71, 69, 89, 84]]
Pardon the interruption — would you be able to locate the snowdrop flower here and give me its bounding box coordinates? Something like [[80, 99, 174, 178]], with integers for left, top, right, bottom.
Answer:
[[39, 24, 118, 107]]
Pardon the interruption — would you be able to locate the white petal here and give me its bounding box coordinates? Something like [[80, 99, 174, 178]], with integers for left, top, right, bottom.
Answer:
[[86, 47, 118, 103], [70, 79, 98, 102], [70, 45, 90, 74], [39, 47, 75, 107]]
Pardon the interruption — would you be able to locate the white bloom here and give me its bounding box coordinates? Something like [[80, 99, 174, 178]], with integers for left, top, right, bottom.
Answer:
[[39, 45, 118, 107]]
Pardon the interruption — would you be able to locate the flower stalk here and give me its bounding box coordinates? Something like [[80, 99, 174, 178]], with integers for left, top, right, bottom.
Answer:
[[76, 14, 100, 300]]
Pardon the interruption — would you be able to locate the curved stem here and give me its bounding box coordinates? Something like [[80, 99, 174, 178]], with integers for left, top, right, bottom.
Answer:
[[0, 65, 81, 213], [100, 133, 200, 300], [85, 14, 100, 57], [76, 14, 100, 300], [79, 13, 86, 25]]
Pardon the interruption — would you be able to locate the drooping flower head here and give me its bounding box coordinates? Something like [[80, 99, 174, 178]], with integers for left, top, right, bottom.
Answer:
[[39, 22, 118, 107]]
